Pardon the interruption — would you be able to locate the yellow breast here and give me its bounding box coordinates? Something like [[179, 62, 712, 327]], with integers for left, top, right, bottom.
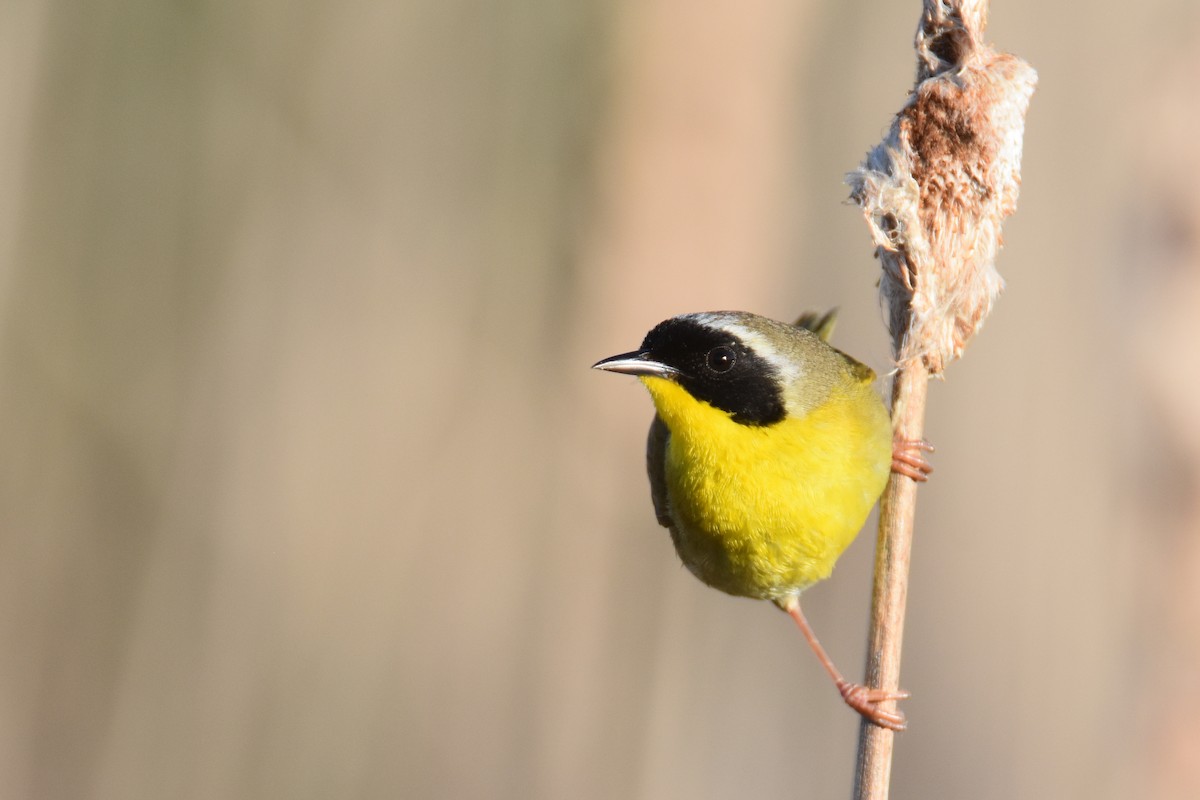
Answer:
[[643, 376, 891, 600]]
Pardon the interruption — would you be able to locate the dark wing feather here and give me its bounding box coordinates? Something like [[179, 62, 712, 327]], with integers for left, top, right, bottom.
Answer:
[[646, 414, 674, 529]]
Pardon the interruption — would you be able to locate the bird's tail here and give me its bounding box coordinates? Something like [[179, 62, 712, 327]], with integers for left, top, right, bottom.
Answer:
[[793, 309, 838, 342]]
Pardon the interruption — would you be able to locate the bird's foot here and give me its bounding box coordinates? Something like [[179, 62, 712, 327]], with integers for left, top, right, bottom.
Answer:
[[837, 679, 910, 731], [891, 438, 934, 482]]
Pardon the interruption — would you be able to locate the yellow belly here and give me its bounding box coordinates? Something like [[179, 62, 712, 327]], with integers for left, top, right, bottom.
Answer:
[[644, 377, 891, 601]]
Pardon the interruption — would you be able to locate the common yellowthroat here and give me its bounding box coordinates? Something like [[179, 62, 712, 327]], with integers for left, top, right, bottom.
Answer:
[[594, 310, 931, 730]]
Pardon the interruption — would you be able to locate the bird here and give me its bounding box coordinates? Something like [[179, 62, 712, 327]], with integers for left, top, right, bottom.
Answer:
[[593, 310, 932, 730]]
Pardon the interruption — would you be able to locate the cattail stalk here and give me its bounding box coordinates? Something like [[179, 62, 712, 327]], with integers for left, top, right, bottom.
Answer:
[[846, 1, 1036, 797]]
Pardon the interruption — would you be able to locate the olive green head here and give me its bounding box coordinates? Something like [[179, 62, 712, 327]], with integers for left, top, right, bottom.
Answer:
[[593, 311, 874, 426]]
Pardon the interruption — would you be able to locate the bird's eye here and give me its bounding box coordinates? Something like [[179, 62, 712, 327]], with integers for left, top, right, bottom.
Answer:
[[706, 346, 736, 373]]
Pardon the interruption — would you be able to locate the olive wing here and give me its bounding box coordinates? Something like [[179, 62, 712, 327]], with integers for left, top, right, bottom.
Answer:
[[646, 414, 674, 529]]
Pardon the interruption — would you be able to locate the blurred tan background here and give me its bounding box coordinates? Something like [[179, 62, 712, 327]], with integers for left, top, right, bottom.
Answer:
[[2, 0, 1198, 798]]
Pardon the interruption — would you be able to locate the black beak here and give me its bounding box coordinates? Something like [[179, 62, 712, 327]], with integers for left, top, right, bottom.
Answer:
[[591, 350, 678, 379]]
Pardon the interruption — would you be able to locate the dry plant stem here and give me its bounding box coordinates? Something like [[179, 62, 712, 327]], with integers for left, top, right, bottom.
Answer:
[[853, 364, 928, 800], [846, 0, 1034, 796]]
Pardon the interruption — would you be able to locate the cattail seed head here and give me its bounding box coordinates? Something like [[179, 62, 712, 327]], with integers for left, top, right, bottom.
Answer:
[[848, 0, 1036, 374]]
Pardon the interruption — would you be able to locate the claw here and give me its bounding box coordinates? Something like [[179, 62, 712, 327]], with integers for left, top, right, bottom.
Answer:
[[837, 680, 910, 731], [892, 438, 934, 482], [783, 599, 912, 731]]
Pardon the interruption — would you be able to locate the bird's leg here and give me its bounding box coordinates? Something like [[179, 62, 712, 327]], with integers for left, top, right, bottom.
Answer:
[[781, 598, 909, 731], [891, 438, 934, 482]]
